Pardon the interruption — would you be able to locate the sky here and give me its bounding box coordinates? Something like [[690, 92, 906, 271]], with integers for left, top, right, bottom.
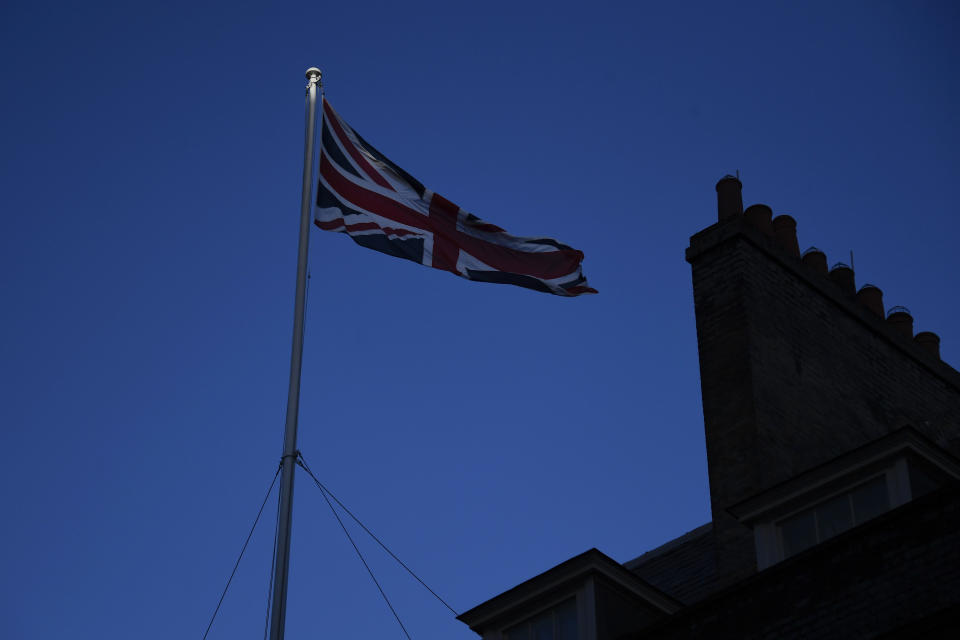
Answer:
[[2, 1, 959, 638]]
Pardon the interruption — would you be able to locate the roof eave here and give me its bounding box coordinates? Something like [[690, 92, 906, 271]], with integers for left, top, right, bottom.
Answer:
[[457, 548, 682, 632]]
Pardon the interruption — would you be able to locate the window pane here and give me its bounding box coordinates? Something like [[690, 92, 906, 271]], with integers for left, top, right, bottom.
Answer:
[[556, 599, 578, 640], [781, 509, 816, 557], [816, 493, 853, 540], [850, 476, 889, 523], [532, 611, 553, 640], [909, 463, 940, 499], [505, 599, 578, 640]]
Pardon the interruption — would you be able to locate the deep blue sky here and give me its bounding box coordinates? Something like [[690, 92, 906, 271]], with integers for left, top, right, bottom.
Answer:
[[2, 1, 958, 638]]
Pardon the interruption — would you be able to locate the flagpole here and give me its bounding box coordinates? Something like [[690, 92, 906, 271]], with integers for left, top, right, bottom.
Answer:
[[269, 66, 322, 640]]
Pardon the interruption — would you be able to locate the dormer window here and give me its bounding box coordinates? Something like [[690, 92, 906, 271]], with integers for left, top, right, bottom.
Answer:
[[729, 427, 960, 570], [778, 474, 889, 557], [503, 598, 577, 640], [456, 549, 680, 640]]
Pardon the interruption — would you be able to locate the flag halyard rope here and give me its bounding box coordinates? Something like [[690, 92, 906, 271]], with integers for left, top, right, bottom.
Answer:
[[202, 464, 281, 640], [297, 453, 459, 616], [263, 479, 283, 640], [299, 454, 413, 639]]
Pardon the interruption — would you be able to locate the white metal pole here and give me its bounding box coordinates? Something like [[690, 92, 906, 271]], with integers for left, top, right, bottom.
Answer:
[[269, 66, 322, 640]]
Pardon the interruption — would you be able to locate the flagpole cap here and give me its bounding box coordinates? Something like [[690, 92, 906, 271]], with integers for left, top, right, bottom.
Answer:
[[305, 67, 322, 81]]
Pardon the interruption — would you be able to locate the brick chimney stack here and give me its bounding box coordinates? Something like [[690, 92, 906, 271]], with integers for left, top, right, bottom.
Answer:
[[686, 178, 960, 588]]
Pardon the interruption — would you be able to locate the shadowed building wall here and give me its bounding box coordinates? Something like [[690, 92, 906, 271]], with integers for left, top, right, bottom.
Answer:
[[686, 176, 960, 585]]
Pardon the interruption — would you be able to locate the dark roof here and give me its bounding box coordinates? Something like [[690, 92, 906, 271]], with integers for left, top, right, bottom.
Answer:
[[623, 523, 721, 605], [622, 487, 960, 639], [457, 548, 682, 633]]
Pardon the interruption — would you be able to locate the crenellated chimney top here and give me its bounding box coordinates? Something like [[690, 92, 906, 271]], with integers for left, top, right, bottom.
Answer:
[[772, 215, 800, 257], [829, 263, 856, 297], [704, 179, 949, 369], [744, 204, 774, 236], [915, 332, 941, 360], [887, 306, 914, 340], [716, 175, 743, 221], [801, 247, 828, 276], [856, 285, 885, 319]]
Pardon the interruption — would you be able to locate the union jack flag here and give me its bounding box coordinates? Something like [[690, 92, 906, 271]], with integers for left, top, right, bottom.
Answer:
[[315, 98, 596, 296]]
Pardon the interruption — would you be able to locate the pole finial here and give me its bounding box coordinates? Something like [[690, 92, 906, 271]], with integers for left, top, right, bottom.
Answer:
[[305, 67, 322, 81]]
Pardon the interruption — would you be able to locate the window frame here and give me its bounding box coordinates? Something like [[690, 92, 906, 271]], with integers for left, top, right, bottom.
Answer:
[[732, 429, 960, 571], [753, 456, 933, 569], [495, 587, 593, 640], [502, 595, 580, 640], [773, 469, 897, 558]]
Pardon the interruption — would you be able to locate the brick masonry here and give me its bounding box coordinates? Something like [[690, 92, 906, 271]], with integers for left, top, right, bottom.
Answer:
[[634, 487, 960, 639], [685, 210, 960, 585]]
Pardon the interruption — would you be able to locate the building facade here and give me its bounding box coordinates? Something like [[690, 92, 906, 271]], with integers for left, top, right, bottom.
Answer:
[[457, 178, 960, 639]]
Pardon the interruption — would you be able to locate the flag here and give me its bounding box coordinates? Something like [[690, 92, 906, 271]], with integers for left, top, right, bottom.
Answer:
[[315, 99, 596, 296]]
